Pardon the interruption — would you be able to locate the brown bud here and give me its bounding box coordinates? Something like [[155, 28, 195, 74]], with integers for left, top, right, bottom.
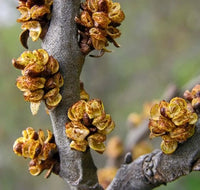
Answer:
[[39, 143, 57, 161], [29, 159, 44, 176], [45, 56, 59, 74], [23, 63, 45, 77], [45, 73, 64, 89], [98, 0, 109, 13], [82, 113, 92, 127], [13, 142, 23, 156], [183, 90, 193, 101], [12, 58, 26, 70]]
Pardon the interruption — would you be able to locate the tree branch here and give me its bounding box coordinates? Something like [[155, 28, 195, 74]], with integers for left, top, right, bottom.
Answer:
[[41, 1, 200, 189], [107, 119, 200, 190], [42, 0, 102, 189]]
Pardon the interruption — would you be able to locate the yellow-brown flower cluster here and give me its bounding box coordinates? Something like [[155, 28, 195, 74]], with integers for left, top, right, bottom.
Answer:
[[75, 0, 125, 57], [127, 100, 159, 128], [97, 167, 117, 189], [17, 0, 53, 48], [106, 136, 123, 159], [184, 84, 200, 113], [65, 99, 115, 153], [12, 49, 64, 115], [13, 127, 59, 178], [132, 141, 153, 159], [148, 97, 198, 154]]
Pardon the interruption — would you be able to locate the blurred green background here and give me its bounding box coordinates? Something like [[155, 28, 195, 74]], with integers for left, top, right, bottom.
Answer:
[[1, 0, 200, 189]]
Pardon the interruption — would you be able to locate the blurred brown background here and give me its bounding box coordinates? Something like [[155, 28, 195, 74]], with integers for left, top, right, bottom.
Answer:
[[1, 0, 200, 189]]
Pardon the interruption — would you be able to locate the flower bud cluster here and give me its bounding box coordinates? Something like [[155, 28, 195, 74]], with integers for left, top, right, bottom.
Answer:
[[97, 167, 117, 189], [148, 97, 198, 154], [106, 136, 123, 159], [184, 84, 200, 113], [17, 0, 53, 48], [65, 98, 115, 153], [75, 0, 125, 57], [13, 127, 59, 177], [127, 100, 158, 128], [12, 49, 64, 115]]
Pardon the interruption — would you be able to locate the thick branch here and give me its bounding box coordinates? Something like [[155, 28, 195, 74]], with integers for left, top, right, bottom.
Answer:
[[42, 0, 102, 189], [108, 120, 200, 190]]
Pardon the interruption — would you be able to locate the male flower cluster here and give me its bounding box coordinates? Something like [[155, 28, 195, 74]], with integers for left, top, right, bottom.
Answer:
[[75, 0, 125, 57], [66, 99, 115, 153], [17, 0, 53, 48], [13, 127, 59, 177], [149, 97, 198, 154], [12, 49, 63, 115]]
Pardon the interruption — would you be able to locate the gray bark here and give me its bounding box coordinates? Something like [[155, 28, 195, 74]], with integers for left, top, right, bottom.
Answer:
[[42, 0, 102, 189], [41, 0, 200, 189], [108, 119, 200, 190]]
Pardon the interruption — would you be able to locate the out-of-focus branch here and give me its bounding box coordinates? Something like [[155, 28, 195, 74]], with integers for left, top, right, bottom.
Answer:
[[180, 75, 200, 95], [42, 0, 102, 189], [108, 120, 200, 190]]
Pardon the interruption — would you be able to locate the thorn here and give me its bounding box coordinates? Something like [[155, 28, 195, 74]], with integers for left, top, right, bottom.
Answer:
[[124, 152, 133, 164]]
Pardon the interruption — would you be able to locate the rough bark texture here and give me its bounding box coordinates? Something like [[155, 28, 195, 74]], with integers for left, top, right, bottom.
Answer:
[[42, 0, 102, 189], [41, 0, 200, 190], [107, 119, 200, 190]]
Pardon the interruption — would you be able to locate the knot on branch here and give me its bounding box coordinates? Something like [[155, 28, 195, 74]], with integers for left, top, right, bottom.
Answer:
[[143, 150, 165, 185]]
